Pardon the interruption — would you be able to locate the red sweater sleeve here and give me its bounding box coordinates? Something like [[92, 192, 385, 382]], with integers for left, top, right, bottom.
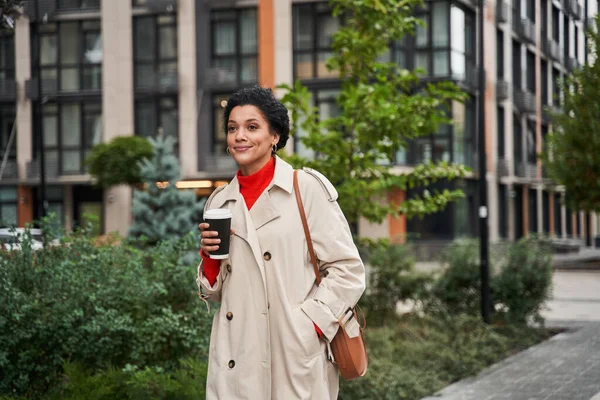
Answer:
[[200, 250, 221, 286]]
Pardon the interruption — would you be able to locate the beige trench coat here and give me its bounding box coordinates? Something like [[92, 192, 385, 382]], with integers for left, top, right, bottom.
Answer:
[[197, 156, 366, 400]]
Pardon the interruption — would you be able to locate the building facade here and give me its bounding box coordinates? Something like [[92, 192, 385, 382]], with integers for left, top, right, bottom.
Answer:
[[0, 0, 597, 244]]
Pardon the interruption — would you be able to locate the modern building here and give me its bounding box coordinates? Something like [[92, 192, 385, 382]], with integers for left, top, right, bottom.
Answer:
[[0, 0, 597, 245]]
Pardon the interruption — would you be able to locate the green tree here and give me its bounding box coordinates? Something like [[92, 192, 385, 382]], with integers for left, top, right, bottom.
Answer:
[[85, 136, 154, 189], [0, 0, 23, 29], [543, 16, 600, 212], [128, 135, 203, 245], [279, 0, 469, 226]]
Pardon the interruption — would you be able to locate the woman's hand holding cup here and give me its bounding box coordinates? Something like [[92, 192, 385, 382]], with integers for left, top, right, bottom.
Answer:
[[199, 222, 235, 258]]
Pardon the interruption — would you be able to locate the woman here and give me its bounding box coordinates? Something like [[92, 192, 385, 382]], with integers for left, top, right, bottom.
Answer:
[[197, 86, 365, 400]]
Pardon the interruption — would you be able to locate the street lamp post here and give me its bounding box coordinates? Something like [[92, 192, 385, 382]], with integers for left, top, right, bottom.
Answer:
[[477, 0, 491, 324], [32, 0, 47, 219]]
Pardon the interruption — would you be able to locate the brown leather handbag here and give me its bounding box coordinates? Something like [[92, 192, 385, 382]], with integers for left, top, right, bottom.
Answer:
[[293, 170, 368, 380]]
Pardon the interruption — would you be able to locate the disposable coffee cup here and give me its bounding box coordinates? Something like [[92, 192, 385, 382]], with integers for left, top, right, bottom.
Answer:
[[203, 209, 232, 260]]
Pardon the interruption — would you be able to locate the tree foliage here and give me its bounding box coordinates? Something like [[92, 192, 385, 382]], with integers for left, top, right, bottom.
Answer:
[[543, 15, 600, 212], [279, 0, 469, 225], [85, 136, 153, 189], [128, 135, 203, 245], [0, 0, 23, 29]]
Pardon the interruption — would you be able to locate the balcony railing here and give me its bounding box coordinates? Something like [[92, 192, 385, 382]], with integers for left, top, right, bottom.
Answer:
[[564, 0, 582, 20], [0, 160, 18, 180], [548, 39, 562, 62], [26, 159, 60, 180], [567, 57, 580, 71], [515, 18, 536, 44], [496, 1, 508, 23], [0, 80, 16, 101], [144, 0, 178, 13], [25, 0, 57, 21], [514, 90, 536, 114], [496, 81, 509, 101], [25, 77, 60, 100], [497, 159, 510, 178], [515, 162, 539, 179], [135, 68, 178, 94]]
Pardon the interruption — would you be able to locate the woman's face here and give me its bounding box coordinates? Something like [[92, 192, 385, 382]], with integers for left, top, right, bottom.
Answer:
[[226, 105, 279, 176]]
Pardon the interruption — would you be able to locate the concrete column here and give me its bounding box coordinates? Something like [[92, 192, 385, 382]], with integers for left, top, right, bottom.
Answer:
[[549, 192, 555, 237], [102, 0, 134, 236], [508, 186, 516, 241], [178, 0, 198, 178], [489, 179, 499, 242], [14, 16, 32, 180]]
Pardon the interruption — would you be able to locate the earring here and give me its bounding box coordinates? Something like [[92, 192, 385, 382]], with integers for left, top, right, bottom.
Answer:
[[226, 147, 231, 155], [272, 144, 278, 154]]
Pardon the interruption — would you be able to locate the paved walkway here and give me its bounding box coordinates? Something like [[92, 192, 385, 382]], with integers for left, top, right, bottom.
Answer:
[[421, 267, 600, 400]]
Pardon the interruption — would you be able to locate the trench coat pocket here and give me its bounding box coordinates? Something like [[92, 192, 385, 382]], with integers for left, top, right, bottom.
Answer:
[[292, 306, 322, 360]]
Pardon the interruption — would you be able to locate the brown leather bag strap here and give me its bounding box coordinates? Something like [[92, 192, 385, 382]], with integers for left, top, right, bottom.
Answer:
[[294, 170, 321, 286]]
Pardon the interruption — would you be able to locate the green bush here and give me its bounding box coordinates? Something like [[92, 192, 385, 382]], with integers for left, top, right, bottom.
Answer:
[[85, 136, 153, 189], [47, 359, 207, 400], [428, 239, 482, 315], [338, 314, 550, 400], [427, 238, 553, 324], [358, 242, 432, 326], [0, 221, 212, 398], [493, 237, 553, 324]]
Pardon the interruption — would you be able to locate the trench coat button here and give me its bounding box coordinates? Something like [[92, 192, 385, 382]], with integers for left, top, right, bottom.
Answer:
[[268, 302, 270, 310], [228, 360, 235, 369], [226, 263, 232, 273], [263, 252, 272, 261], [226, 311, 233, 320]]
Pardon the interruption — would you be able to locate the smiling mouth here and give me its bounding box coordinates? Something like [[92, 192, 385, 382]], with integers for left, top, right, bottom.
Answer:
[[234, 146, 252, 151]]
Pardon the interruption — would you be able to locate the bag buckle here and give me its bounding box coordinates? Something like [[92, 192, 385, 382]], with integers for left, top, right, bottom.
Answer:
[[339, 307, 354, 327]]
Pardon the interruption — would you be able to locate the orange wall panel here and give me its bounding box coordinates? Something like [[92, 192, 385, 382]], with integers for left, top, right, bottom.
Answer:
[[388, 188, 407, 244], [258, 0, 275, 89], [17, 186, 33, 227]]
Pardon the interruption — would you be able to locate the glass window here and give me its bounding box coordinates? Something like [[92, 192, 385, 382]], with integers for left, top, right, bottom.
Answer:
[[526, 51, 535, 92], [513, 114, 523, 167], [497, 106, 505, 158], [0, 30, 15, 81], [512, 40, 521, 89], [134, 97, 178, 140], [39, 21, 102, 93], [58, 0, 100, 9], [541, 60, 548, 105], [552, 67, 560, 106], [432, 2, 449, 46], [134, 15, 177, 90], [293, 4, 340, 80], [526, 122, 536, 163], [60, 23, 78, 65], [497, 29, 504, 80], [41, 102, 101, 175], [0, 107, 16, 161], [529, 188, 538, 234], [211, 8, 258, 85]]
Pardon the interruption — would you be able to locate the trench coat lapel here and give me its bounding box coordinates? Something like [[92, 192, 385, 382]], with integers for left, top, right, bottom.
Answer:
[[249, 156, 294, 230], [213, 177, 268, 293], [249, 191, 280, 230]]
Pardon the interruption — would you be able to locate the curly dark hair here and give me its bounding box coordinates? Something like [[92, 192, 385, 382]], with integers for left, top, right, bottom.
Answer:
[[222, 86, 290, 151]]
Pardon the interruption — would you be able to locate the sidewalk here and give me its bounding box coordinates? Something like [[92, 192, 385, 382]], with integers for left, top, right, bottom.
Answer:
[[421, 268, 600, 400]]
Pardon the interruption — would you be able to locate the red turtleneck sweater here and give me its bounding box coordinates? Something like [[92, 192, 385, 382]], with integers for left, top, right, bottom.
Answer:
[[201, 157, 322, 337]]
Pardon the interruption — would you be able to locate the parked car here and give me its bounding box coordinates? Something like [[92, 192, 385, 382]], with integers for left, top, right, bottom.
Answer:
[[0, 228, 58, 251]]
